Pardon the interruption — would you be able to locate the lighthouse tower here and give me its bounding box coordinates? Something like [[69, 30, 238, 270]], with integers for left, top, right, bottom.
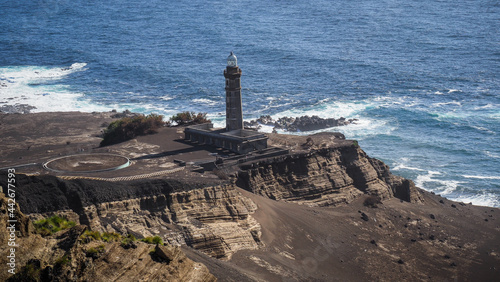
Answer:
[[184, 52, 268, 155], [224, 52, 243, 131]]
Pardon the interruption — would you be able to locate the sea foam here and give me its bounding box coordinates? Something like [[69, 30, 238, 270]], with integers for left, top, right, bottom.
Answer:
[[0, 63, 110, 113]]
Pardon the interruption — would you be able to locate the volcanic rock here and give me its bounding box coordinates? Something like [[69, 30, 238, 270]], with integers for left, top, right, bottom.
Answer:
[[244, 115, 358, 132]]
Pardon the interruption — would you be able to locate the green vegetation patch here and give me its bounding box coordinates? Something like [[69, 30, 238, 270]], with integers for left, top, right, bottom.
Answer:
[[85, 244, 105, 259], [102, 232, 122, 242], [100, 113, 165, 146], [120, 234, 137, 249], [170, 111, 209, 126], [54, 255, 71, 269], [141, 235, 163, 245], [34, 215, 76, 236], [80, 230, 102, 243], [8, 261, 41, 282]]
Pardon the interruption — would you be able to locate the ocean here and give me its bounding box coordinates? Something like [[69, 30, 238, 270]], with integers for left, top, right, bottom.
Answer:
[[1, 0, 499, 207]]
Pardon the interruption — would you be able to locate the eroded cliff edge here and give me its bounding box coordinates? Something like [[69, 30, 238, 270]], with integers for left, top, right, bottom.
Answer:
[[9, 176, 261, 261], [0, 193, 217, 282], [237, 144, 423, 206], [6, 142, 423, 262]]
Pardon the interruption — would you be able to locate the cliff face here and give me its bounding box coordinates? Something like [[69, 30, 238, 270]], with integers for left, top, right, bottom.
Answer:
[[237, 145, 423, 206], [83, 185, 262, 260], [0, 193, 216, 282], [5, 173, 261, 260], [1, 144, 422, 261]]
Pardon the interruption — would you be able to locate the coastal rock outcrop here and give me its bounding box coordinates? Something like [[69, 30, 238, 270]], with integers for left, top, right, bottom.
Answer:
[[244, 115, 358, 132], [0, 192, 216, 282], [6, 174, 261, 260], [236, 144, 422, 206]]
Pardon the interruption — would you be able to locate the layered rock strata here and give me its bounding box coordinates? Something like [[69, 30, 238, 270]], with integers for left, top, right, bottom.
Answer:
[[236, 144, 423, 206], [2, 142, 421, 262], [0, 193, 216, 282], [8, 174, 261, 260]]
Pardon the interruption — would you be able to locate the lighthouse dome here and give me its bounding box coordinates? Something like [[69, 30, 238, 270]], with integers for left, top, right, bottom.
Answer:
[[227, 52, 237, 67]]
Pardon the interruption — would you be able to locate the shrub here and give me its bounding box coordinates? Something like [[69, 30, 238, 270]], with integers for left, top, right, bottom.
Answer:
[[34, 215, 76, 236], [100, 113, 165, 146], [121, 234, 137, 249], [9, 260, 41, 281], [363, 195, 382, 208], [85, 244, 105, 259], [170, 111, 209, 126], [54, 255, 70, 269], [80, 230, 102, 243], [141, 236, 163, 245], [102, 232, 122, 242]]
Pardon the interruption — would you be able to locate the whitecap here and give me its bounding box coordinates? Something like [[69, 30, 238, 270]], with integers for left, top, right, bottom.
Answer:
[[440, 180, 461, 195], [415, 170, 457, 196], [160, 95, 173, 101], [473, 104, 495, 110], [462, 175, 500, 180], [484, 151, 500, 158], [271, 99, 373, 121], [0, 63, 114, 113], [453, 192, 500, 208], [0, 63, 87, 84], [469, 125, 495, 134], [392, 163, 425, 172], [255, 124, 276, 134], [432, 101, 462, 107], [192, 98, 219, 106]]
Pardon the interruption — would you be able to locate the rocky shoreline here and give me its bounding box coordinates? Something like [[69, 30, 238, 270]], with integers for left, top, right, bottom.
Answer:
[[244, 115, 358, 132], [0, 104, 37, 114], [0, 111, 499, 281]]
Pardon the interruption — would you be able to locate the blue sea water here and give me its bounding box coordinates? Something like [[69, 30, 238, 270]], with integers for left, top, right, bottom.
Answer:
[[1, 0, 499, 207]]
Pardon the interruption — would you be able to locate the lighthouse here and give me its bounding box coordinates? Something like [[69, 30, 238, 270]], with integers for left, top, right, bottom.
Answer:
[[224, 52, 243, 131], [184, 52, 268, 155]]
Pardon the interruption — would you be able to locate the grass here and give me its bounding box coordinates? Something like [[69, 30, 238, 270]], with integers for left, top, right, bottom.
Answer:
[[9, 263, 40, 281], [54, 255, 70, 269], [85, 244, 105, 258], [80, 230, 102, 242], [102, 232, 122, 242], [77, 229, 161, 249], [120, 234, 137, 249], [33, 215, 76, 236], [141, 236, 163, 245]]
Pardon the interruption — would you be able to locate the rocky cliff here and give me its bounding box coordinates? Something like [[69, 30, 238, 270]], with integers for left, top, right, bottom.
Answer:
[[1, 112, 498, 281], [0, 193, 216, 282], [2, 142, 422, 262], [237, 144, 423, 206], [7, 174, 261, 260]]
